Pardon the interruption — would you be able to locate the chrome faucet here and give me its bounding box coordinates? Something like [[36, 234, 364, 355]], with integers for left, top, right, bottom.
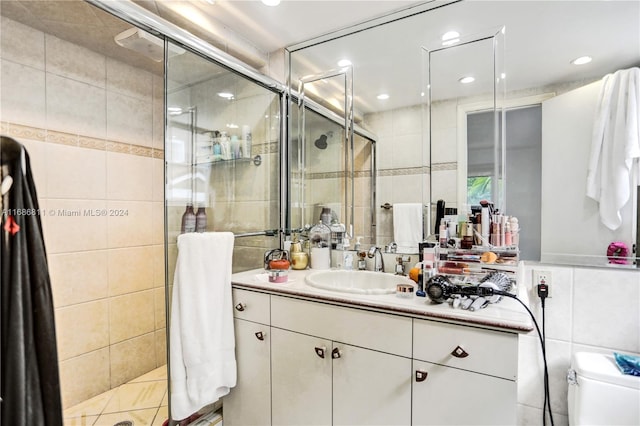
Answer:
[[367, 246, 385, 272]]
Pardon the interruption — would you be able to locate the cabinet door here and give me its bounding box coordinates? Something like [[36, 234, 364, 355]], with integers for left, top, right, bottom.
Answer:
[[223, 319, 271, 426], [271, 328, 332, 426], [412, 360, 517, 425], [333, 343, 412, 426]]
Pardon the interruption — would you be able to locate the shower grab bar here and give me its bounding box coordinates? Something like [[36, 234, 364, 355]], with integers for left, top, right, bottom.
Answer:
[[234, 229, 279, 238]]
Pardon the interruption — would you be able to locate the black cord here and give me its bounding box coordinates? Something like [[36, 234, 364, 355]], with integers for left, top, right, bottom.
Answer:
[[498, 292, 554, 426], [541, 298, 554, 426]]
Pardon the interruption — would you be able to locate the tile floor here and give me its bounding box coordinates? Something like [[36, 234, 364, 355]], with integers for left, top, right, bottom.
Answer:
[[64, 366, 169, 426]]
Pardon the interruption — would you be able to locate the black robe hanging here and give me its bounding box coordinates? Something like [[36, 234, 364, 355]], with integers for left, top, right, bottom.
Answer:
[[1, 136, 63, 425]]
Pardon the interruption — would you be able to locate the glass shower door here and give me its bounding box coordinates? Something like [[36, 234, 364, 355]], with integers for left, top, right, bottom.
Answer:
[[166, 45, 282, 275]]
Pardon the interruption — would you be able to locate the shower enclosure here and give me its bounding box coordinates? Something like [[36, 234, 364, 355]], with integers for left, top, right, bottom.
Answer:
[[165, 44, 282, 273]]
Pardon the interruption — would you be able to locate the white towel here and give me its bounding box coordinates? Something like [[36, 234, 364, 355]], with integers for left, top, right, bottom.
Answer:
[[586, 67, 640, 230], [393, 203, 423, 252], [170, 232, 236, 421]]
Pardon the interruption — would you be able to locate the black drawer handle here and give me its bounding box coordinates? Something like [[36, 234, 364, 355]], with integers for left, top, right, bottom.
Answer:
[[235, 303, 246, 312], [415, 370, 428, 382], [255, 331, 265, 341], [451, 345, 469, 358], [315, 346, 326, 359]]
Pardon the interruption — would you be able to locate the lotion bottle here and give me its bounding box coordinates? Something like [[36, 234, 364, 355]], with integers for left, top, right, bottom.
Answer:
[[181, 203, 196, 233], [195, 206, 207, 232]]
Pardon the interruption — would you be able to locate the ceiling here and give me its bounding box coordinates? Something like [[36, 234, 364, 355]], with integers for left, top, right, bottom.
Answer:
[[0, 0, 421, 74], [1, 0, 638, 116]]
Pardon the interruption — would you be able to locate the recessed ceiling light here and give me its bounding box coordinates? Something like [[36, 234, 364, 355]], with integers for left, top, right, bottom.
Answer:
[[442, 31, 460, 41], [338, 59, 352, 67], [459, 76, 475, 84], [377, 94, 390, 100], [218, 92, 234, 99], [261, 0, 280, 6], [441, 31, 460, 46], [442, 38, 460, 46], [571, 56, 592, 65], [500, 73, 506, 79]]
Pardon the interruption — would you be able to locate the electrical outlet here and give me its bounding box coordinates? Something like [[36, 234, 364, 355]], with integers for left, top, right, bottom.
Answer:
[[533, 270, 552, 298]]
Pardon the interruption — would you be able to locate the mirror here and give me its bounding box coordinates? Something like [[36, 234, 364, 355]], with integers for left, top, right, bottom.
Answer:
[[287, 0, 640, 265]]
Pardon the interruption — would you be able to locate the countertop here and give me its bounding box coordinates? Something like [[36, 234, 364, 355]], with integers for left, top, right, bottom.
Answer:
[[231, 268, 534, 333]]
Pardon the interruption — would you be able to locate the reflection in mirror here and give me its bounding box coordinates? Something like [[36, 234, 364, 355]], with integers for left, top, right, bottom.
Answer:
[[288, 0, 640, 265], [295, 67, 354, 239], [424, 27, 505, 243], [289, 104, 375, 246]]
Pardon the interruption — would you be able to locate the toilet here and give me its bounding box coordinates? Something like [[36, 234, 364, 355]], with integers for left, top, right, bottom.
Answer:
[[567, 352, 640, 425]]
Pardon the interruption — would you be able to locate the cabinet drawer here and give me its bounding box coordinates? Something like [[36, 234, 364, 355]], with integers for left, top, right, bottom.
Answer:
[[271, 295, 412, 358], [413, 319, 517, 380], [232, 288, 270, 324]]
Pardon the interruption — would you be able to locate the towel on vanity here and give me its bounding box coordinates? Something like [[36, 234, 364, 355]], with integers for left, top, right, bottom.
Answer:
[[170, 232, 236, 421], [393, 203, 423, 253], [586, 67, 640, 230]]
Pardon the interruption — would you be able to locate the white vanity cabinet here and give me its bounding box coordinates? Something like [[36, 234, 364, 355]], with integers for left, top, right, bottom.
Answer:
[[411, 319, 518, 425], [223, 289, 271, 426], [270, 295, 413, 426], [225, 285, 521, 425]]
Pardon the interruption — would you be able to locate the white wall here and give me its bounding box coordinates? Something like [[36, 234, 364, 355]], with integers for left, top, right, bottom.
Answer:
[[541, 80, 635, 261]]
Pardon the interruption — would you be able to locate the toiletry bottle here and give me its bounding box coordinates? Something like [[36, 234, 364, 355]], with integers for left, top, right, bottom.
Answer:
[[231, 135, 240, 159], [242, 125, 252, 159], [505, 220, 513, 246], [195, 206, 207, 232], [220, 131, 230, 160], [357, 251, 367, 270], [481, 206, 490, 246], [342, 238, 353, 270], [439, 220, 448, 246], [181, 203, 196, 233]]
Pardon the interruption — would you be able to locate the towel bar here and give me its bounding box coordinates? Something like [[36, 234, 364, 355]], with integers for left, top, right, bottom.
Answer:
[[234, 229, 279, 238]]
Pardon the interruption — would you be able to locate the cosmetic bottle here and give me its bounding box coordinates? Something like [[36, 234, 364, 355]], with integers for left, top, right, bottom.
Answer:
[[181, 203, 196, 233], [195, 206, 207, 232], [439, 220, 448, 246], [505, 220, 513, 246], [220, 131, 230, 160], [231, 135, 240, 159], [481, 207, 490, 246], [242, 125, 252, 159]]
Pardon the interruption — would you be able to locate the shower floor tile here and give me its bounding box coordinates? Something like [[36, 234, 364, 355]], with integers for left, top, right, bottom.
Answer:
[[64, 366, 168, 426]]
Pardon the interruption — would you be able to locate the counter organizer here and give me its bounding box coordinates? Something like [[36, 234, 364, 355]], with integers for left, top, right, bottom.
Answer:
[[421, 246, 519, 312]]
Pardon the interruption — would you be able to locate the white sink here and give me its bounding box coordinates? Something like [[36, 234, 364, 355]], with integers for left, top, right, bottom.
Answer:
[[305, 270, 415, 295]]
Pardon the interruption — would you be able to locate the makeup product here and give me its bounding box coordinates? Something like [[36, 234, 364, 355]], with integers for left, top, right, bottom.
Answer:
[[396, 283, 415, 298], [481, 207, 490, 246]]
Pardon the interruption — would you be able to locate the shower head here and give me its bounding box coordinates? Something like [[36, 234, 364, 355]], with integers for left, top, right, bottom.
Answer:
[[314, 134, 328, 149], [313, 131, 333, 149]]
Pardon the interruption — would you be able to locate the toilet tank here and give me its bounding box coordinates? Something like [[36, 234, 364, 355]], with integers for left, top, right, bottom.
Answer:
[[568, 352, 640, 425]]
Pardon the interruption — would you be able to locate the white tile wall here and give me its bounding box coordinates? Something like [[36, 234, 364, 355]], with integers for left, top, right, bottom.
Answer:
[[518, 262, 640, 425], [1, 16, 166, 409]]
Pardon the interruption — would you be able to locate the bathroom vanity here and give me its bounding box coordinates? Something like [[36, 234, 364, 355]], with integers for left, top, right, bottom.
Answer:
[[223, 269, 532, 425]]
